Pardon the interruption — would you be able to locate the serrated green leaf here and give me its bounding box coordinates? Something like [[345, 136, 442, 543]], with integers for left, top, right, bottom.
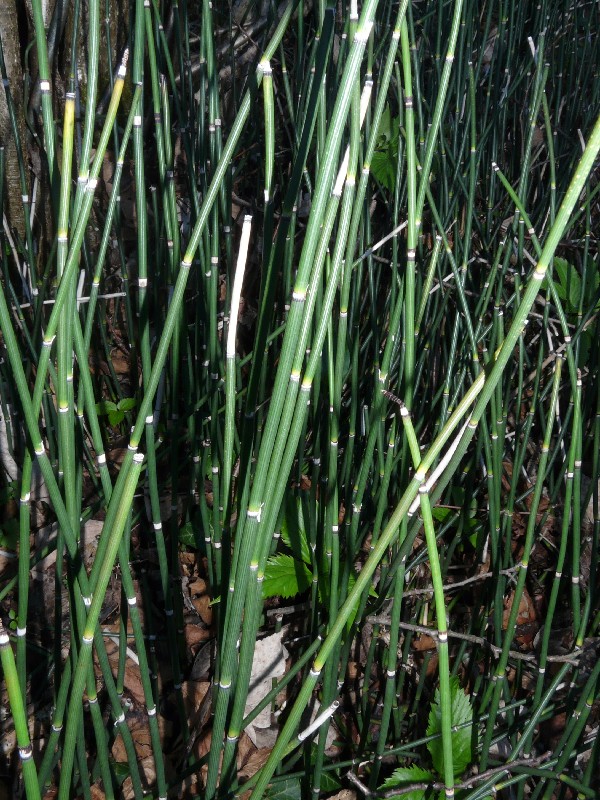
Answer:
[[427, 676, 474, 778], [264, 777, 301, 800], [117, 397, 137, 412], [319, 771, 341, 793], [432, 507, 452, 522], [371, 148, 398, 192], [380, 765, 435, 799], [111, 760, 130, 786], [554, 257, 581, 311], [280, 497, 312, 564], [371, 105, 400, 192], [96, 400, 118, 415], [108, 410, 124, 426], [263, 554, 312, 599], [376, 104, 400, 145], [544, 257, 582, 313]]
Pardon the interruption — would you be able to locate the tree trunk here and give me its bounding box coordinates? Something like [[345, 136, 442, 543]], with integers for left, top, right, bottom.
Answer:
[[0, 2, 29, 240]]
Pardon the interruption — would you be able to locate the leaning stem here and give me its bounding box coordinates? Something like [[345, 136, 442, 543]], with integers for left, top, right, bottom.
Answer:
[[400, 403, 455, 795]]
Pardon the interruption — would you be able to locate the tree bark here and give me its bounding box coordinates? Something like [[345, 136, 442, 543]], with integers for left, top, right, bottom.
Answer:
[[0, 2, 29, 240]]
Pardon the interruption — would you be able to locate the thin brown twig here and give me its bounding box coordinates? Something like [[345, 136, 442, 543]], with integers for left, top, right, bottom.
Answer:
[[364, 617, 579, 664], [346, 751, 552, 797], [398, 565, 520, 597]]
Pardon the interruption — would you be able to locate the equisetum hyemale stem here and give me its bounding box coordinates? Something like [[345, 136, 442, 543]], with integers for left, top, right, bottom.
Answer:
[[1, 4, 599, 798]]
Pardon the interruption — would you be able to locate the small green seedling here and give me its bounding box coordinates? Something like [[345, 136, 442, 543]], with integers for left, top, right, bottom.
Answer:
[[263, 497, 376, 628], [380, 677, 492, 799], [543, 257, 600, 363], [95, 397, 137, 427], [544, 256, 599, 315], [262, 498, 312, 599]]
